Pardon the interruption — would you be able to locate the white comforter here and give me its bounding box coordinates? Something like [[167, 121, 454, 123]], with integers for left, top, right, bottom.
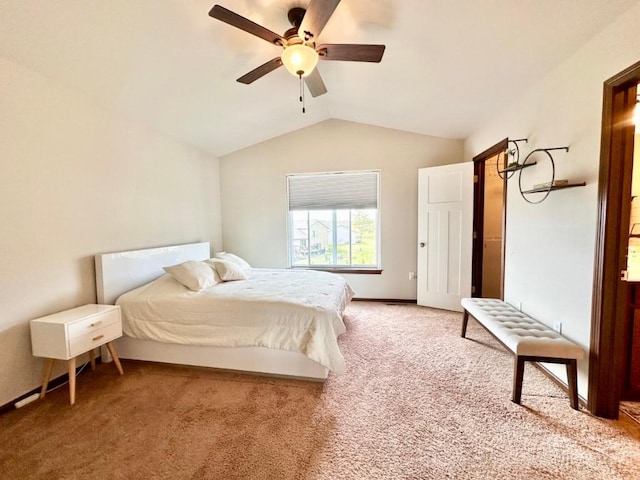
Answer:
[[116, 268, 354, 373]]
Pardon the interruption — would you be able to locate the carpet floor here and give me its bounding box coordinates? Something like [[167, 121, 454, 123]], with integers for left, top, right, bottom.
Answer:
[[1, 302, 640, 479]]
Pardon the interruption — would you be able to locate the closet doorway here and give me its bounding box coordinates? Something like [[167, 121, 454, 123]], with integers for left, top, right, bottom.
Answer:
[[481, 153, 506, 298], [472, 139, 508, 299]]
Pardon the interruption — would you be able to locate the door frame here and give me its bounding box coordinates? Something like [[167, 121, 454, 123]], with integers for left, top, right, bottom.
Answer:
[[471, 138, 508, 298], [589, 60, 640, 418]]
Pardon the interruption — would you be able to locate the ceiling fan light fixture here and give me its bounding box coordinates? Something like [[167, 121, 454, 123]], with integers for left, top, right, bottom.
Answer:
[[281, 44, 319, 77]]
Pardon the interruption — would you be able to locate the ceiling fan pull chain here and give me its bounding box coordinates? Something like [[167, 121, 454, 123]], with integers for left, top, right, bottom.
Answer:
[[299, 73, 306, 113]]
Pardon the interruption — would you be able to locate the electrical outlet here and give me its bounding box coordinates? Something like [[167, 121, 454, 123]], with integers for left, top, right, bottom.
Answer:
[[553, 321, 562, 334], [409, 272, 416, 279], [518, 301, 522, 311]]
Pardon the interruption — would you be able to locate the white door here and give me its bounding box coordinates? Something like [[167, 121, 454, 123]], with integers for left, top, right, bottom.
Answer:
[[417, 163, 474, 311]]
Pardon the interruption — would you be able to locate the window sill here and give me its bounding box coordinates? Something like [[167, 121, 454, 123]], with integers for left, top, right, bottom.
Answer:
[[290, 267, 383, 275]]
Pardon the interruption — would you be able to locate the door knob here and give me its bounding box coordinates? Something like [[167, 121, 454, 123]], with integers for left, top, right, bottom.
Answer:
[[419, 242, 425, 248]]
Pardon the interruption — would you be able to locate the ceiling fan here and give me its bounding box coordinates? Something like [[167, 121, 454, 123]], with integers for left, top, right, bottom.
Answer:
[[209, 0, 386, 102]]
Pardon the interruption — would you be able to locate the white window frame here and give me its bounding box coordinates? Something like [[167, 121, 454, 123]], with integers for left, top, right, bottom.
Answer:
[[286, 170, 381, 270]]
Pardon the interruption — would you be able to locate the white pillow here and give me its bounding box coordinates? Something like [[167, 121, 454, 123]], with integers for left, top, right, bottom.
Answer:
[[214, 252, 251, 270], [206, 258, 247, 281], [163, 261, 219, 291]]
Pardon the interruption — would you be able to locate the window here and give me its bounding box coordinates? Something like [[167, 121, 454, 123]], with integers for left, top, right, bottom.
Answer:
[[287, 171, 380, 270]]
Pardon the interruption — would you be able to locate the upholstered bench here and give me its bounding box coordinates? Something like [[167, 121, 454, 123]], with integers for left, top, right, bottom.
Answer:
[[461, 297, 584, 409]]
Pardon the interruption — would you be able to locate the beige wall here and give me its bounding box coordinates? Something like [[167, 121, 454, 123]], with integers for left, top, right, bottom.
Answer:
[[0, 57, 222, 407], [219, 119, 463, 300], [464, 3, 640, 399]]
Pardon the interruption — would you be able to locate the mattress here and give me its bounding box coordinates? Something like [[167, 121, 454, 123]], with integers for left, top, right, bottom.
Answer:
[[116, 268, 354, 373]]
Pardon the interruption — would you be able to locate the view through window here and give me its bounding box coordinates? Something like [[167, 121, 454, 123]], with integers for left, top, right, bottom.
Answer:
[[287, 171, 380, 269]]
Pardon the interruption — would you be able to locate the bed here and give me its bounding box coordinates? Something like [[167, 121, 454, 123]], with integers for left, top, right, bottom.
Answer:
[[95, 242, 354, 380]]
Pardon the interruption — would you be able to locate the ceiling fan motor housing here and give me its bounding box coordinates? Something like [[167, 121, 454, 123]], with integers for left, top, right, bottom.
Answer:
[[287, 7, 306, 28], [284, 28, 303, 44]]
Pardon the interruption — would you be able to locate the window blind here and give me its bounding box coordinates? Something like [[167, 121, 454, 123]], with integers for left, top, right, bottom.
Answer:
[[287, 171, 379, 211]]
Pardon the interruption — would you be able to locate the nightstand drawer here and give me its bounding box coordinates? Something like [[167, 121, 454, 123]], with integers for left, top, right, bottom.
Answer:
[[69, 321, 122, 357], [67, 308, 120, 339]]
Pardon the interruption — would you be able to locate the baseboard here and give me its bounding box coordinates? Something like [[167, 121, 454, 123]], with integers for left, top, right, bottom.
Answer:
[[0, 358, 100, 416], [352, 298, 417, 304], [532, 362, 588, 409]]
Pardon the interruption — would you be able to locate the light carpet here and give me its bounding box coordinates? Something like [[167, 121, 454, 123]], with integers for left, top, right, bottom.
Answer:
[[1, 302, 640, 479]]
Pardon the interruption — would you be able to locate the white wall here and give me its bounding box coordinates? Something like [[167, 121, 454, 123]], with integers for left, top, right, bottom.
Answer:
[[464, 3, 640, 399], [219, 119, 463, 300], [0, 56, 222, 407]]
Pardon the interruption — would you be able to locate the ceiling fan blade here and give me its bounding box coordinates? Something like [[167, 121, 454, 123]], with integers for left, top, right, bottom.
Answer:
[[298, 0, 341, 42], [237, 57, 283, 84], [304, 68, 328, 98], [317, 44, 386, 62], [209, 5, 286, 46]]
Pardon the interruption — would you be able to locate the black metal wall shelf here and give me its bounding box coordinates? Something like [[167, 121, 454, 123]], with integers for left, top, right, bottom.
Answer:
[[521, 182, 587, 195], [498, 162, 536, 175], [517, 146, 585, 204], [497, 138, 529, 180]]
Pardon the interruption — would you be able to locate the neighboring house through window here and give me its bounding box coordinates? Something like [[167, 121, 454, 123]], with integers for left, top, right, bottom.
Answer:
[[287, 170, 380, 269]]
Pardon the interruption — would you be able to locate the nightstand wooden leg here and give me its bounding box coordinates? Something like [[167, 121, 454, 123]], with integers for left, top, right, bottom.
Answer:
[[105, 342, 124, 375], [89, 349, 96, 370], [68, 357, 77, 405], [40, 358, 55, 399]]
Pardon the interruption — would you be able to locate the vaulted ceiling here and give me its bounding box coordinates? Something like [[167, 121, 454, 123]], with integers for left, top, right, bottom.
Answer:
[[0, 0, 636, 157]]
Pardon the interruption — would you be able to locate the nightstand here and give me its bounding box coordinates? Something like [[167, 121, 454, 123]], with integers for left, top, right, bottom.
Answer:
[[30, 304, 124, 405]]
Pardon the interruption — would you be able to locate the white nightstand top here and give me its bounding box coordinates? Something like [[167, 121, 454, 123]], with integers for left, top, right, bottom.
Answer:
[[31, 304, 119, 324]]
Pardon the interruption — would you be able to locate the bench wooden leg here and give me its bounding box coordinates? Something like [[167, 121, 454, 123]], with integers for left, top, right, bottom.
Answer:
[[512, 356, 525, 404], [566, 359, 579, 410], [461, 310, 469, 338]]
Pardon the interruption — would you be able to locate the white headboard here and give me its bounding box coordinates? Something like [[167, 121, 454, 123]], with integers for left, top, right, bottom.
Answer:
[[95, 242, 210, 304]]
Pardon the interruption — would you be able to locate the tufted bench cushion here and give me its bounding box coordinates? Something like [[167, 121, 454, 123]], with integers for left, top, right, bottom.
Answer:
[[460, 298, 584, 360], [461, 297, 584, 409]]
